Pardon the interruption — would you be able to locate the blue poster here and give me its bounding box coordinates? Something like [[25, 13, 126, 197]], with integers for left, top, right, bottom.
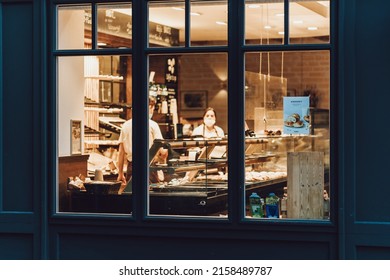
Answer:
[[283, 96, 310, 135]]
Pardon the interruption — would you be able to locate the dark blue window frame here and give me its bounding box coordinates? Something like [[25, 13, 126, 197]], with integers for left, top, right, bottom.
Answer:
[[49, 0, 337, 230]]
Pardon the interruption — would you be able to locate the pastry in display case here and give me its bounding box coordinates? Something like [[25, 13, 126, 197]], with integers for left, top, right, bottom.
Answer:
[[146, 137, 289, 215], [146, 131, 329, 217]]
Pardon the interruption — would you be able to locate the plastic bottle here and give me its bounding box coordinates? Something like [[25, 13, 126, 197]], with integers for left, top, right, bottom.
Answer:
[[249, 192, 263, 218]]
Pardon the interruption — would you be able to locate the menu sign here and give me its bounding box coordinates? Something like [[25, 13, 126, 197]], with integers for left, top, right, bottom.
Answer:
[[165, 57, 178, 97], [98, 9, 132, 39], [283, 96, 310, 135], [84, 10, 131, 39], [165, 57, 178, 85], [84, 10, 179, 47], [149, 22, 180, 47]]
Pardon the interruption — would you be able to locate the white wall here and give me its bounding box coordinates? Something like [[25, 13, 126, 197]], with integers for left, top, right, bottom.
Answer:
[[58, 10, 85, 156]]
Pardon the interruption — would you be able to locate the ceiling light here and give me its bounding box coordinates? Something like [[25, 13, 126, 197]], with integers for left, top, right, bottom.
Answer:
[[278, 31, 284, 35], [216, 21, 227, 26], [190, 12, 202, 16], [172, 7, 184, 11], [293, 20, 304, 24], [275, 13, 284, 17], [307, 26, 318, 30], [97, 42, 107, 46], [248, 4, 261, 9], [264, 25, 272, 29]]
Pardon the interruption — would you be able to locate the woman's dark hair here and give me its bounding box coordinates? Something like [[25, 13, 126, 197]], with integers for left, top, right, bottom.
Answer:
[[203, 107, 217, 118]]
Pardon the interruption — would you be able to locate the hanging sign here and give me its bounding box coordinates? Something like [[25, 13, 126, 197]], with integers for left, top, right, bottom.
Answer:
[[164, 57, 178, 98], [149, 22, 180, 47], [84, 10, 179, 47], [165, 57, 178, 85], [283, 96, 310, 135]]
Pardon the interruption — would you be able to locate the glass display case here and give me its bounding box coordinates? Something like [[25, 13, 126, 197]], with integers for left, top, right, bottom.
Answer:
[[146, 132, 329, 217], [66, 131, 329, 218]]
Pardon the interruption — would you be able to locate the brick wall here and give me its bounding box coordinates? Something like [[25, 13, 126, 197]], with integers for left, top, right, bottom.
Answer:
[[149, 51, 329, 133], [245, 51, 330, 109]]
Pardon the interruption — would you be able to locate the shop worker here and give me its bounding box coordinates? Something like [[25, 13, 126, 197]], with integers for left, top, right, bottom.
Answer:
[[192, 107, 225, 138], [117, 96, 165, 188]]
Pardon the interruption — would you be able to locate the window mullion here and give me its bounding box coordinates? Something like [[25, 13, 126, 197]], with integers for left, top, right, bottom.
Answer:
[[227, 0, 245, 224], [91, 3, 97, 49], [132, 0, 149, 221], [284, 0, 289, 45], [185, 0, 190, 47]]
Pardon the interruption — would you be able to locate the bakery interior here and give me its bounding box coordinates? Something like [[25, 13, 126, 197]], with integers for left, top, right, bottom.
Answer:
[[57, 1, 330, 218]]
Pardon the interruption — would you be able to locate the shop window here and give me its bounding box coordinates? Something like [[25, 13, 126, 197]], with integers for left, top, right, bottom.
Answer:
[[56, 3, 133, 214], [57, 55, 132, 214], [148, 1, 185, 47], [57, 3, 132, 50], [190, 0, 228, 46], [148, 0, 228, 47], [148, 53, 228, 217], [57, 5, 92, 49], [244, 51, 330, 220], [97, 3, 132, 48], [289, 0, 330, 44], [55, 0, 332, 220], [245, 0, 330, 45], [243, 0, 331, 221], [245, 0, 284, 45]]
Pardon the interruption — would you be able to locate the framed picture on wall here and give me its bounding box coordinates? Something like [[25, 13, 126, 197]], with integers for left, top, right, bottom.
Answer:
[[71, 120, 82, 155], [180, 91, 208, 111]]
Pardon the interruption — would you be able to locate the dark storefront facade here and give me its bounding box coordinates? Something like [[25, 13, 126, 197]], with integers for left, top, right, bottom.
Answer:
[[1, 0, 390, 260]]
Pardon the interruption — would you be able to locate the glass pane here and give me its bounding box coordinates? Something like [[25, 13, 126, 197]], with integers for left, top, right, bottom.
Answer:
[[97, 3, 132, 49], [148, 53, 228, 217], [190, 0, 228, 46], [290, 0, 330, 44], [148, 1, 184, 47], [57, 5, 91, 49], [245, 0, 284, 45], [244, 51, 330, 220], [57, 55, 132, 214]]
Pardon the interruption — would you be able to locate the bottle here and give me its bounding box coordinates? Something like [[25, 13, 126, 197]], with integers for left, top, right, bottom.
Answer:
[[265, 192, 279, 218], [249, 192, 263, 218]]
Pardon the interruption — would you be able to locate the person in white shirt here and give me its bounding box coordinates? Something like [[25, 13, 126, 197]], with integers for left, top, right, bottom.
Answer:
[[191, 107, 225, 138], [117, 96, 164, 185]]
